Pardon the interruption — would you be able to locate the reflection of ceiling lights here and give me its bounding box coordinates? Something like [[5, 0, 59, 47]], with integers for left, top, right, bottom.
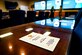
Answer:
[[20, 49, 25, 55], [43, 31, 51, 36], [0, 32, 13, 38], [25, 28, 33, 32], [21, 52, 25, 55], [9, 45, 13, 51], [8, 42, 13, 51]]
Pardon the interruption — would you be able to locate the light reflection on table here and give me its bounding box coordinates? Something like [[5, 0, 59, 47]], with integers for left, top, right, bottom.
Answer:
[[0, 19, 72, 55], [35, 17, 75, 29]]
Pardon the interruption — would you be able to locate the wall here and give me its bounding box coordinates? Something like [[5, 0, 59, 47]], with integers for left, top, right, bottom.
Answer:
[[0, 0, 7, 12], [24, 0, 38, 10], [0, 0, 38, 12]]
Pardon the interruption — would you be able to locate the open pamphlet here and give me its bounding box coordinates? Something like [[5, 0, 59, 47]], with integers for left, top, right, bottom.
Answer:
[[19, 32, 60, 52]]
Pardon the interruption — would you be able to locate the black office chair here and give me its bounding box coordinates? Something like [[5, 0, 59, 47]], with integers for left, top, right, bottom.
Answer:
[[0, 9, 2, 20], [26, 11, 36, 23], [0, 10, 12, 29], [9, 10, 25, 26], [65, 12, 77, 17], [0, 9, 3, 28], [49, 11, 54, 18], [38, 11, 45, 20], [74, 10, 82, 28], [67, 9, 82, 55], [44, 12, 49, 19]]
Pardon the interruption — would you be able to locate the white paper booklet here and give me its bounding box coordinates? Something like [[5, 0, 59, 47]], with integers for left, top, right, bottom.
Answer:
[[19, 32, 60, 52]]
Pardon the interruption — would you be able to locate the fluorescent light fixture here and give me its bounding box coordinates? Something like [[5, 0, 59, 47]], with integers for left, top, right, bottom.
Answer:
[[25, 28, 33, 32], [0, 32, 13, 38]]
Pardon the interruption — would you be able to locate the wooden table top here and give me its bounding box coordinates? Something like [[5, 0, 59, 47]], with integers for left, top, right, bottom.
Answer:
[[0, 22, 72, 55]]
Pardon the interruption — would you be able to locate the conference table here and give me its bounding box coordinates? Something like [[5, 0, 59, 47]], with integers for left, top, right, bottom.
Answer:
[[0, 18, 72, 55]]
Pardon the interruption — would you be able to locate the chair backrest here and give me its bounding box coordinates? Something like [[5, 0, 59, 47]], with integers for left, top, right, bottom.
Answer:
[[38, 11, 45, 20], [74, 9, 82, 28], [0, 9, 2, 20], [9, 10, 25, 18], [27, 11, 36, 22], [44, 12, 49, 19], [9, 10, 25, 25], [65, 12, 77, 17], [50, 12, 54, 18], [67, 9, 82, 55]]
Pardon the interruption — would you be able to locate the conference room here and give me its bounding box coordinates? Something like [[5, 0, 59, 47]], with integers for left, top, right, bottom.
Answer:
[[0, 0, 82, 55]]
